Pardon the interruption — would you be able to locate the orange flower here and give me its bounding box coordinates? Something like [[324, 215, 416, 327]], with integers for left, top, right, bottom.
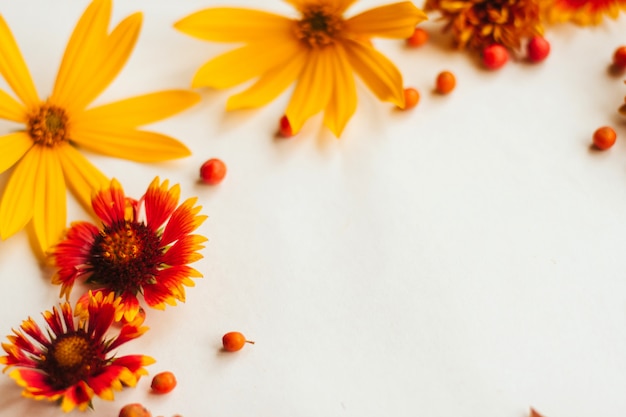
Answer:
[[425, 0, 543, 51], [51, 178, 207, 321], [542, 0, 626, 25], [175, 1, 427, 137], [0, 292, 154, 412]]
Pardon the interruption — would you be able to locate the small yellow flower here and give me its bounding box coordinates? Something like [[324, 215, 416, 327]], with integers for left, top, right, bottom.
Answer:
[[541, 0, 626, 25], [175, 0, 427, 137], [0, 0, 200, 253], [424, 0, 543, 51]]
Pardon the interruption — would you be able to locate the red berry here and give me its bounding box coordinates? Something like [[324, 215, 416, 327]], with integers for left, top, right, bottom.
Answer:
[[200, 158, 226, 185], [527, 36, 550, 62], [151, 371, 177, 394], [592, 126, 617, 150], [406, 27, 428, 47], [278, 115, 294, 138], [119, 404, 152, 417], [613, 46, 626, 68], [435, 71, 456, 94], [482, 44, 509, 70], [401, 87, 420, 110], [222, 331, 254, 352]]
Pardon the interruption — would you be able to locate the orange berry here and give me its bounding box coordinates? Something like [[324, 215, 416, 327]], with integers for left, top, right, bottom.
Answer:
[[119, 403, 152, 417], [592, 126, 617, 150], [435, 71, 456, 94], [527, 36, 550, 62], [482, 44, 509, 70], [151, 371, 177, 394], [613, 46, 626, 68], [278, 115, 294, 138], [406, 27, 428, 47], [401, 87, 420, 110], [222, 331, 255, 352], [200, 158, 227, 185]]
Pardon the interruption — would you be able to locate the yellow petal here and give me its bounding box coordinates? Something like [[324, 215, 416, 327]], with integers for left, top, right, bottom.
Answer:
[[346, 2, 428, 39], [343, 39, 404, 107], [323, 44, 357, 137], [33, 147, 66, 252], [69, 12, 143, 111], [0, 132, 32, 174], [70, 127, 191, 162], [0, 88, 27, 122], [0, 145, 41, 240], [0, 15, 39, 109], [226, 46, 307, 110], [192, 42, 294, 89], [74, 90, 200, 128], [56, 143, 108, 210], [285, 48, 334, 133], [174, 8, 292, 42], [51, 0, 111, 110]]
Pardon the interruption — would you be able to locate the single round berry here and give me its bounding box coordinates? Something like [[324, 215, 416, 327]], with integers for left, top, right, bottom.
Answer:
[[151, 371, 177, 394], [119, 403, 152, 417], [401, 87, 420, 110], [278, 115, 294, 138], [613, 46, 626, 68], [200, 158, 227, 185], [406, 27, 428, 48], [592, 126, 617, 150], [222, 331, 254, 352], [527, 36, 550, 62], [435, 71, 456, 94], [482, 44, 509, 70]]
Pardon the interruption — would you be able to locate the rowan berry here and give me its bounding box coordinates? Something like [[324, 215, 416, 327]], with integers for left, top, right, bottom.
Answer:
[[613, 46, 626, 68], [592, 126, 617, 150], [482, 44, 509, 70], [402, 88, 420, 110], [435, 71, 456, 94], [527, 36, 550, 62], [151, 371, 177, 394], [200, 158, 226, 185], [119, 403, 152, 417], [278, 115, 294, 138], [222, 331, 255, 352], [406, 27, 428, 47]]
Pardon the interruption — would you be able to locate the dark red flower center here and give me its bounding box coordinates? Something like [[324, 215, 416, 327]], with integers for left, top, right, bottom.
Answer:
[[88, 221, 163, 295], [295, 5, 344, 48], [42, 332, 102, 388], [27, 103, 69, 146]]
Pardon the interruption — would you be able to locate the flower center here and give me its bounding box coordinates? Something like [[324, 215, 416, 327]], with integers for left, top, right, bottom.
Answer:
[[88, 221, 163, 295], [27, 103, 69, 146], [43, 333, 100, 388], [295, 5, 344, 48]]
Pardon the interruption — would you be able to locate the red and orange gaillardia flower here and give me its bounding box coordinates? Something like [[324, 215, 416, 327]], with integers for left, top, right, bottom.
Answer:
[[541, 0, 626, 25], [51, 177, 207, 321], [0, 291, 154, 412]]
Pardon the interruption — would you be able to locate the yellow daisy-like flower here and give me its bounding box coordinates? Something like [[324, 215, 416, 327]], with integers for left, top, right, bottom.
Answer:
[[424, 0, 543, 51], [541, 0, 626, 25], [174, 0, 427, 137], [0, 0, 200, 253]]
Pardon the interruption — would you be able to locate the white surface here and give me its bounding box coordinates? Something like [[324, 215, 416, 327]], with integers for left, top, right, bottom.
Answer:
[[1, 1, 626, 416]]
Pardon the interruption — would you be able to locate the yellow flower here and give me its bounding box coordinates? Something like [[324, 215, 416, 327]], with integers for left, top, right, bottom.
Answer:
[[174, 0, 427, 137], [541, 0, 626, 25], [0, 0, 200, 253], [424, 0, 543, 51]]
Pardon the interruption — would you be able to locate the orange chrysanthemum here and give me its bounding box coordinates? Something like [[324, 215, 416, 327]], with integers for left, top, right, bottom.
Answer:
[[51, 177, 207, 321], [0, 292, 154, 412], [175, 0, 427, 137], [424, 0, 543, 51], [541, 0, 626, 25], [0, 0, 199, 254]]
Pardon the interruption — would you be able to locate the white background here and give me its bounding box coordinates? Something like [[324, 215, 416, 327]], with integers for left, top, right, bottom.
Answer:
[[0, 1, 626, 416]]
